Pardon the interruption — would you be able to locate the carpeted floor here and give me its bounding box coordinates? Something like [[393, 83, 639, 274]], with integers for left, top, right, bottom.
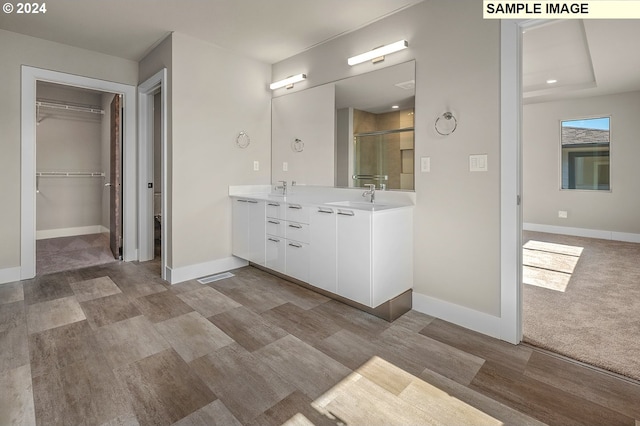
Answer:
[[36, 233, 117, 276], [523, 230, 640, 381]]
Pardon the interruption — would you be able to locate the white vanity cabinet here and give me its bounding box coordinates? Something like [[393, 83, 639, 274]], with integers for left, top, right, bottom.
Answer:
[[309, 206, 337, 293], [335, 208, 372, 306], [231, 198, 266, 265], [336, 206, 413, 307], [231, 192, 413, 319]]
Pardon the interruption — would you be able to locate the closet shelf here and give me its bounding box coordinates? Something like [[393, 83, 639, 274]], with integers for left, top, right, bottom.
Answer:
[[36, 172, 105, 177], [36, 100, 104, 115]]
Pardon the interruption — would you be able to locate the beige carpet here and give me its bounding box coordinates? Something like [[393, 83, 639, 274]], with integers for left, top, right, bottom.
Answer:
[[36, 233, 117, 275], [523, 231, 640, 381]]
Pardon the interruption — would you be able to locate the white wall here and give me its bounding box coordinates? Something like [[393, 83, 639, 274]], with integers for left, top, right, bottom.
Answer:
[[0, 29, 138, 272], [169, 33, 272, 270], [523, 91, 640, 237], [272, 83, 335, 186], [272, 0, 502, 316]]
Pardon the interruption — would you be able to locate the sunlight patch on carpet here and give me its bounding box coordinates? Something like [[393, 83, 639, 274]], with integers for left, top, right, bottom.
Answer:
[[523, 240, 583, 292]]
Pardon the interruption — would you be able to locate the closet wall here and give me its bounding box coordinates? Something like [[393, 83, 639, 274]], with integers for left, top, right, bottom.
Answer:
[[36, 82, 110, 239]]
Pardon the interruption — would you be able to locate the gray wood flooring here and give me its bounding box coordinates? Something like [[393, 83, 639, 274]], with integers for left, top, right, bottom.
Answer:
[[1, 261, 639, 425]]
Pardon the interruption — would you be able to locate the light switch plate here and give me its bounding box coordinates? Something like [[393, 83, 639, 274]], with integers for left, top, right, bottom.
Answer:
[[420, 156, 430, 172], [253, 161, 259, 171], [469, 154, 488, 172], [283, 162, 288, 172]]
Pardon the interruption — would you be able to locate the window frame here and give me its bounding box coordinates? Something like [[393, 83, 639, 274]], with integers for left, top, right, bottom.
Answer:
[[559, 115, 612, 192]]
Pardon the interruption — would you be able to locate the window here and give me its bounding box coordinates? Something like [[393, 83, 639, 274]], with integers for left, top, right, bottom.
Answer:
[[561, 117, 610, 191]]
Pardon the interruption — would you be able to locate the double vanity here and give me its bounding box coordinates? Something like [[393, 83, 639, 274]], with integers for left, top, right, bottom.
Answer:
[[230, 185, 414, 321]]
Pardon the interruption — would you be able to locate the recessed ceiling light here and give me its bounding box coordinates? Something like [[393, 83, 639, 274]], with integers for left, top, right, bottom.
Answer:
[[391, 105, 399, 109], [546, 79, 558, 84]]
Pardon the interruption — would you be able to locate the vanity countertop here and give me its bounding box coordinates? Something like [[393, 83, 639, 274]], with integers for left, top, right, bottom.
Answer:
[[230, 192, 413, 212]]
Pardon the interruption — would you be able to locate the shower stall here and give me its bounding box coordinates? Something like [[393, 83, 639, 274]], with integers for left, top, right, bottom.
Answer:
[[352, 128, 414, 191]]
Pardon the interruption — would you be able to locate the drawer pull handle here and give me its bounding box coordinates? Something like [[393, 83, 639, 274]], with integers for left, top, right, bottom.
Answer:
[[288, 224, 303, 229], [318, 208, 334, 214], [237, 199, 248, 203], [288, 243, 303, 248], [267, 202, 280, 206], [267, 220, 280, 225], [247, 200, 258, 204], [288, 204, 302, 210], [268, 238, 280, 243], [337, 210, 355, 216]]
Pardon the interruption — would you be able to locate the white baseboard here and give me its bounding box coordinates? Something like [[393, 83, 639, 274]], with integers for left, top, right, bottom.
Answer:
[[0, 266, 22, 285], [412, 291, 503, 340], [523, 223, 640, 243], [166, 256, 248, 285], [36, 225, 109, 240]]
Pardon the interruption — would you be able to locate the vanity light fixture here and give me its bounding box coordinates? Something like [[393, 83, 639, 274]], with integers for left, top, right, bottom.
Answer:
[[348, 40, 408, 66], [270, 73, 307, 90], [546, 79, 558, 84]]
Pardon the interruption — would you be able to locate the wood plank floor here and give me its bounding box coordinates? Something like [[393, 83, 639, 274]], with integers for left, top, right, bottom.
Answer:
[[1, 261, 639, 425]]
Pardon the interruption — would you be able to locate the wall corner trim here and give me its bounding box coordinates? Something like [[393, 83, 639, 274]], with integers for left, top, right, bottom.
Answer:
[[166, 256, 248, 285], [0, 266, 22, 285], [412, 291, 505, 341]]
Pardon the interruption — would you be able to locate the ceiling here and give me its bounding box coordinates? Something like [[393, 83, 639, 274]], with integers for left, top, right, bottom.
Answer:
[[2, 4, 638, 102], [0, 0, 424, 64], [523, 20, 640, 103]]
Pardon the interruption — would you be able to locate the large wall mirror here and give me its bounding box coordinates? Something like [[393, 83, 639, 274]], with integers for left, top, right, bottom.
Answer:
[[271, 60, 415, 191]]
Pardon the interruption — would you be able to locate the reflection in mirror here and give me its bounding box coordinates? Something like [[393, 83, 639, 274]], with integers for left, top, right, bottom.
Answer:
[[335, 61, 415, 190]]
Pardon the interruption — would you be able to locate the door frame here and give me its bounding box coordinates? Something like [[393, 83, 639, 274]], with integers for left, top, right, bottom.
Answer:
[[499, 19, 540, 344], [20, 66, 137, 279], [138, 69, 168, 280]]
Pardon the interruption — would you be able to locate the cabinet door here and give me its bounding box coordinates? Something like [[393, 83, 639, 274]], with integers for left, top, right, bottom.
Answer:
[[247, 200, 266, 265], [309, 207, 337, 293], [266, 236, 285, 273], [232, 199, 249, 259], [336, 208, 372, 306], [285, 241, 309, 282]]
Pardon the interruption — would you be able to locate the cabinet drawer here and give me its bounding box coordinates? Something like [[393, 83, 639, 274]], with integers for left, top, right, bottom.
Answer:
[[285, 203, 310, 224], [266, 218, 285, 237], [285, 221, 310, 243], [266, 201, 285, 219]]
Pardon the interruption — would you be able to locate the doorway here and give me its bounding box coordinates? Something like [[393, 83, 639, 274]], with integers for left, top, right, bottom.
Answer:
[[21, 66, 137, 280], [138, 69, 167, 280], [34, 82, 122, 275]]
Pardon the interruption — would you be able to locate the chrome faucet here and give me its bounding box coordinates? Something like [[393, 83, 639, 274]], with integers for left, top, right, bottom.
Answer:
[[362, 184, 375, 203], [275, 180, 287, 196]]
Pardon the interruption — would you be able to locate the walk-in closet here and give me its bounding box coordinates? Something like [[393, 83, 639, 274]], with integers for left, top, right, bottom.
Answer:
[[35, 82, 121, 275]]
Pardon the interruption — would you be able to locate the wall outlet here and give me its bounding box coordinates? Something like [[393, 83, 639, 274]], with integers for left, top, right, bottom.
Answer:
[[420, 156, 430, 172], [253, 161, 259, 171], [558, 210, 568, 219], [283, 162, 288, 172]]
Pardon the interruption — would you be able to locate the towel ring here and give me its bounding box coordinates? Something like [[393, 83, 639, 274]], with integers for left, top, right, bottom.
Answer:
[[435, 112, 457, 136], [291, 138, 304, 152], [235, 131, 250, 149]]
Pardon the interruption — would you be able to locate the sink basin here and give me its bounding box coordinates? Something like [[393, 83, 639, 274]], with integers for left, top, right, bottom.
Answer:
[[327, 201, 388, 210]]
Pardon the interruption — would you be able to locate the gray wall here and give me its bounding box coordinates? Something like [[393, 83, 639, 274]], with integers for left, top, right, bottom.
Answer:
[[0, 29, 138, 270], [140, 33, 272, 270], [523, 90, 640, 237], [272, 0, 502, 316]]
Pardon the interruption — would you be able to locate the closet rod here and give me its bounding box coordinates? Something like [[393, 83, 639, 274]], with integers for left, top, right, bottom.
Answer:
[[36, 100, 104, 115], [36, 172, 105, 177]]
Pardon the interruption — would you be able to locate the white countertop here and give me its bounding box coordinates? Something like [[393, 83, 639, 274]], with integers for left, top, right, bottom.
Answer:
[[229, 186, 414, 212]]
